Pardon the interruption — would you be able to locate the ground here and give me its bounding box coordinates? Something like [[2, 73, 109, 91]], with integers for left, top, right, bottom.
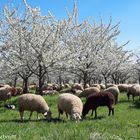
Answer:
[[0, 93, 139, 140]]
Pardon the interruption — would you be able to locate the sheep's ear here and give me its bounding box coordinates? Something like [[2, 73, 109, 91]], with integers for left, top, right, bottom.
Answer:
[[44, 112, 47, 116]]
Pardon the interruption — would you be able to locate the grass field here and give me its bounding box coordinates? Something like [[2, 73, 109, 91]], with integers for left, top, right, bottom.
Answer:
[[0, 93, 139, 140]]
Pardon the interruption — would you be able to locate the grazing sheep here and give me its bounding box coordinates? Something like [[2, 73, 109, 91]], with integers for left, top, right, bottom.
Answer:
[[18, 94, 51, 121], [118, 84, 129, 93], [16, 87, 23, 95], [0, 87, 11, 102], [72, 83, 84, 91], [71, 89, 83, 96], [52, 84, 59, 91], [42, 90, 58, 95], [85, 84, 90, 89], [29, 84, 37, 90], [82, 92, 115, 119], [100, 84, 106, 90], [57, 93, 83, 121], [64, 84, 71, 89], [10, 87, 17, 96], [79, 87, 100, 98], [127, 85, 140, 101], [104, 87, 120, 104], [91, 84, 101, 90], [106, 84, 117, 88]]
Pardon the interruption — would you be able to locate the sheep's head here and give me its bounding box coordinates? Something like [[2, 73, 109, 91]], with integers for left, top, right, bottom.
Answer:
[[70, 113, 81, 121], [44, 110, 52, 121], [82, 103, 90, 117]]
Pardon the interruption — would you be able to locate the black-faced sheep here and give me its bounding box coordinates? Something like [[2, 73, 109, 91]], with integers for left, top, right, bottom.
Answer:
[[18, 94, 51, 121], [57, 93, 83, 121], [82, 92, 115, 119], [127, 84, 140, 101], [79, 87, 100, 98]]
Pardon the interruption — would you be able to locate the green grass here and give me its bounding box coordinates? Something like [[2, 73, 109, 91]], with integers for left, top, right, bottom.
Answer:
[[0, 94, 139, 140]]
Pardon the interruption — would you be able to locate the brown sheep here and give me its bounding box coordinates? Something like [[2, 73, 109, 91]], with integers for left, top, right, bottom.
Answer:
[[79, 87, 100, 98], [82, 92, 115, 119]]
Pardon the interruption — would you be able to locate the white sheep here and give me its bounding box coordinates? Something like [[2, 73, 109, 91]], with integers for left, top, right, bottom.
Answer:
[[18, 94, 51, 121], [72, 83, 84, 91], [127, 84, 140, 101], [0, 87, 11, 102], [57, 93, 83, 121], [104, 86, 120, 104]]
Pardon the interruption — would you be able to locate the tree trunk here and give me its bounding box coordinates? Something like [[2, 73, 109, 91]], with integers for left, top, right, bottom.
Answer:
[[38, 77, 43, 95], [104, 76, 108, 88], [13, 76, 18, 87], [23, 78, 29, 93], [83, 72, 88, 89]]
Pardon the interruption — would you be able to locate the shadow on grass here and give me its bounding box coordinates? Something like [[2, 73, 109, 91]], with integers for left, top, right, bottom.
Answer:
[[0, 117, 65, 123], [129, 100, 140, 109], [118, 100, 130, 104], [81, 115, 106, 121]]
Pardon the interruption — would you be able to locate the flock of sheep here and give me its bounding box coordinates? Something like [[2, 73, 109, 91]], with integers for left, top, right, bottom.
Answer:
[[0, 83, 140, 121]]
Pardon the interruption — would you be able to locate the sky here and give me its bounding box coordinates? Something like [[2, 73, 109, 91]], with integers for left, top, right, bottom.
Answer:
[[0, 0, 140, 52]]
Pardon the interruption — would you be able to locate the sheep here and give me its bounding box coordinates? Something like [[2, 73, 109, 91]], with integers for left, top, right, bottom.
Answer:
[[82, 92, 115, 119], [91, 84, 101, 90], [127, 84, 140, 101], [18, 94, 52, 121], [106, 84, 117, 88], [72, 83, 84, 91], [79, 87, 100, 98], [64, 84, 71, 89], [71, 89, 83, 96], [57, 93, 83, 121], [16, 87, 23, 95], [100, 84, 106, 90], [9, 87, 17, 96], [0, 87, 11, 103], [117, 84, 129, 93], [29, 84, 37, 90], [104, 87, 120, 104], [85, 84, 90, 89]]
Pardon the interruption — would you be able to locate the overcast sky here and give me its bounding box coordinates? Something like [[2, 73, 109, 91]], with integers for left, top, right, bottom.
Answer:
[[0, 0, 140, 51]]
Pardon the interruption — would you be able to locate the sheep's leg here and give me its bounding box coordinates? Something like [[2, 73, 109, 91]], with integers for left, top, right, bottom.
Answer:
[[112, 108, 114, 115], [58, 108, 63, 118], [94, 108, 97, 119], [127, 93, 130, 101], [29, 111, 33, 120], [37, 113, 40, 120], [108, 106, 113, 116], [132, 96, 135, 102], [65, 112, 68, 119], [91, 110, 94, 116], [20, 111, 24, 121]]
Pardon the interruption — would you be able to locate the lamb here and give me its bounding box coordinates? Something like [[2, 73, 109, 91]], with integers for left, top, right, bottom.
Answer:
[[0, 87, 11, 102], [104, 86, 120, 104], [79, 87, 100, 98], [57, 93, 83, 121], [18, 94, 51, 121], [127, 84, 140, 101], [82, 92, 115, 119]]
